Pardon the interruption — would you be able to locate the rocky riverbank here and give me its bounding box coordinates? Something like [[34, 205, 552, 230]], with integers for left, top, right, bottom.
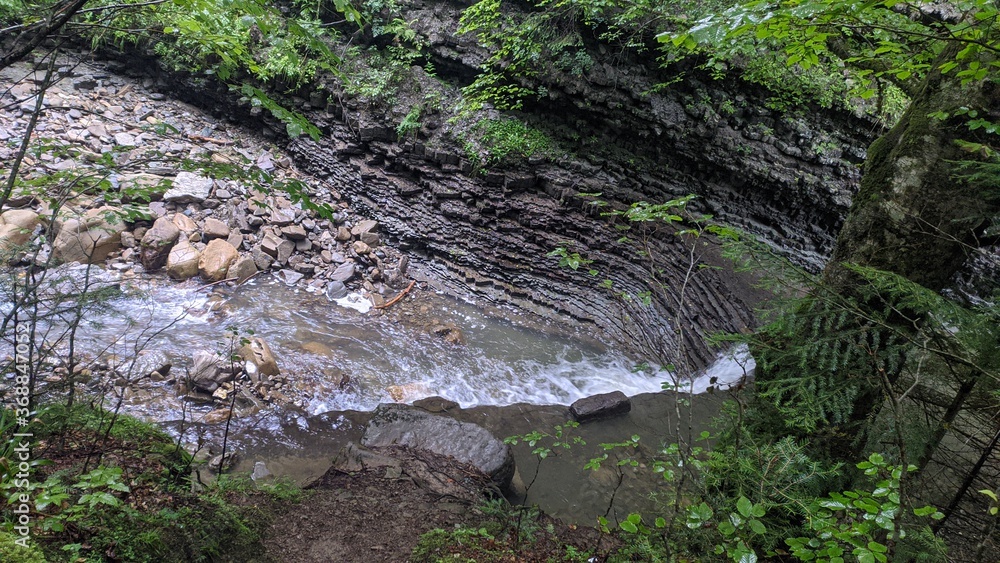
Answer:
[[0, 55, 455, 414], [63, 0, 880, 368]]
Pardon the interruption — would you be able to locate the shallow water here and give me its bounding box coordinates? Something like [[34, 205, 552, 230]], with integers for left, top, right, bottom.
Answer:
[[53, 273, 735, 421]]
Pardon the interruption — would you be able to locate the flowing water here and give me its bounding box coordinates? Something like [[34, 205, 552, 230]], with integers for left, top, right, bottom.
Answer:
[[49, 272, 750, 422], [7, 266, 756, 521]]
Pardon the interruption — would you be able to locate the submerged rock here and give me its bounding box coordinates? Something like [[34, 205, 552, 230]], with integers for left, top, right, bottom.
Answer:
[[361, 403, 515, 491]]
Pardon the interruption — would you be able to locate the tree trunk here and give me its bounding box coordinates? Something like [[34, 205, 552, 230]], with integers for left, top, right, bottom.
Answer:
[[753, 44, 1000, 462], [825, 44, 999, 292]]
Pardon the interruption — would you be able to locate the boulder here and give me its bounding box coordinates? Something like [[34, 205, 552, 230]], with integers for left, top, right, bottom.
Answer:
[[163, 172, 213, 203], [325, 280, 348, 300], [202, 217, 231, 240], [239, 337, 280, 378], [260, 232, 294, 265], [197, 239, 238, 282], [359, 231, 381, 247], [361, 403, 515, 491], [189, 350, 229, 393], [52, 206, 126, 264], [229, 255, 257, 284], [166, 239, 201, 280], [351, 219, 378, 237], [276, 269, 304, 285], [280, 224, 307, 240], [330, 261, 355, 283], [130, 350, 172, 379], [352, 240, 371, 255], [269, 207, 296, 226], [252, 245, 274, 270], [0, 209, 40, 255], [172, 213, 198, 233], [139, 216, 180, 271], [569, 391, 632, 423]]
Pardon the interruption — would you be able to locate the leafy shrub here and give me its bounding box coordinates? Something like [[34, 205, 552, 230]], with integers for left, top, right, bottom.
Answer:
[[477, 118, 554, 166]]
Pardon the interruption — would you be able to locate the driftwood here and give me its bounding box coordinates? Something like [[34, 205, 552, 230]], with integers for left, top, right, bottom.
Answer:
[[375, 280, 416, 310], [188, 134, 234, 145]]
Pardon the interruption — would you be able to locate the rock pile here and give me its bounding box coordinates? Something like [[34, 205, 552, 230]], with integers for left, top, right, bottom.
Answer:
[[0, 57, 411, 306], [1, 56, 417, 416]]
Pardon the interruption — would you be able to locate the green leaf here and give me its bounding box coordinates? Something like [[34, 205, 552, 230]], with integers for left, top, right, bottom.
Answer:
[[737, 496, 753, 517], [620, 520, 638, 533]]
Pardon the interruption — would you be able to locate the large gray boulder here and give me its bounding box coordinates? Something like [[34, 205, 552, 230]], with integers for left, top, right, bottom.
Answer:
[[361, 403, 515, 491], [163, 172, 213, 203]]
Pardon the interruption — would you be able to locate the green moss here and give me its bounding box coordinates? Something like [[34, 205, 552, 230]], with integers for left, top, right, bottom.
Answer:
[[476, 118, 555, 166], [0, 532, 47, 563]]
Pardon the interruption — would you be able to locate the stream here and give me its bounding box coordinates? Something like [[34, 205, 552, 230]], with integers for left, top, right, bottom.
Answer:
[[13, 263, 755, 524], [62, 272, 703, 417]]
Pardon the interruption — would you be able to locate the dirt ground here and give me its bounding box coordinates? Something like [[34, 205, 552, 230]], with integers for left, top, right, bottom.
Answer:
[[264, 468, 480, 562], [261, 446, 606, 562]]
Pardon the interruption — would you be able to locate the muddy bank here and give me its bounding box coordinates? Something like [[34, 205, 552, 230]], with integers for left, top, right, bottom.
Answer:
[[226, 389, 732, 525]]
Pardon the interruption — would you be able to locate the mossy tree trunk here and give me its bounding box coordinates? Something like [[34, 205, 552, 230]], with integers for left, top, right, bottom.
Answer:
[[825, 44, 999, 293], [754, 44, 1000, 463]]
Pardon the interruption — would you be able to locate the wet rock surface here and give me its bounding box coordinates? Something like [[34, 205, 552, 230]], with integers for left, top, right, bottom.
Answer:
[[361, 403, 516, 491], [569, 390, 632, 423]]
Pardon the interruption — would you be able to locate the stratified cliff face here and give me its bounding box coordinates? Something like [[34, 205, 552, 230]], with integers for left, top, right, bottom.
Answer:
[[277, 0, 875, 367], [96, 0, 877, 367]]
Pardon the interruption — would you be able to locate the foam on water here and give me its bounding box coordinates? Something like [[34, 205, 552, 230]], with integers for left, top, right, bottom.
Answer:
[[9, 274, 753, 421]]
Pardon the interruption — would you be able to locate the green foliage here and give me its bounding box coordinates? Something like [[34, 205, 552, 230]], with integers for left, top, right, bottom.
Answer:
[[685, 496, 768, 562], [475, 118, 555, 166], [785, 454, 946, 563], [0, 531, 46, 563], [212, 474, 305, 504], [397, 105, 422, 139], [547, 246, 592, 271], [457, 0, 677, 112], [411, 527, 503, 562], [0, 405, 271, 561], [504, 421, 584, 460], [667, 0, 1000, 124]]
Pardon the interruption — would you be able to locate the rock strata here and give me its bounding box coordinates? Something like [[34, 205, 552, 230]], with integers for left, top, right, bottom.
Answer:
[[361, 403, 516, 491]]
